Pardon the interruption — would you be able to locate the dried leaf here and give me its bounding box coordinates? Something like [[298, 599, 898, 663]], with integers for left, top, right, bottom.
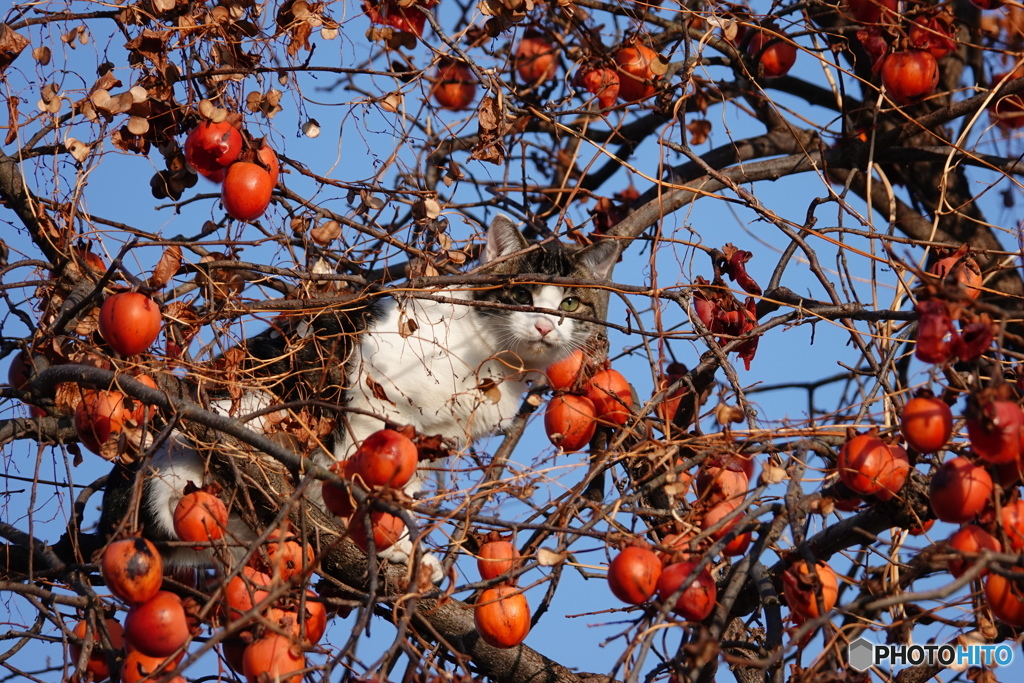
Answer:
[[412, 197, 442, 221], [477, 378, 502, 404], [536, 547, 565, 566], [399, 315, 418, 337], [310, 220, 341, 245], [301, 118, 320, 137], [32, 45, 50, 66], [64, 137, 90, 162], [366, 375, 393, 404], [687, 119, 711, 145], [149, 245, 182, 288], [0, 24, 29, 72], [5, 95, 17, 146], [478, 96, 501, 131], [126, 115, 150, 135]]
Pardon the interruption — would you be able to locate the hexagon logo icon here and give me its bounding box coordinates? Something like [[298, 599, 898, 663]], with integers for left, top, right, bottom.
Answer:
[[848, 638, 875, 671]]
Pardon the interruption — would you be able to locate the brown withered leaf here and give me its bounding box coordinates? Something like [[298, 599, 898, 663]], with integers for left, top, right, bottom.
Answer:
[[5, 95, 17, 146], [125, 29, 169, 72], [0, 25, 29, 73], [149, 245, 182, 288], [366, 375, 393, 404], [687, 118, 711, 145], [478, 96, 501, 131], [112, 126, 150, 155], [162, 300, 203, 343], [288, 21, 312, 56], [477, 378, 502, 404]]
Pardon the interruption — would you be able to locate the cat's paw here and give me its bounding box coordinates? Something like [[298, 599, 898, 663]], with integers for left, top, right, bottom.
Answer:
[[378, 539, 444, 584]]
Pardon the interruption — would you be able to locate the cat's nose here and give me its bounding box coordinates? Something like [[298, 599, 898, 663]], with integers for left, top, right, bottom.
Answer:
[[535, 319, 554, 337]]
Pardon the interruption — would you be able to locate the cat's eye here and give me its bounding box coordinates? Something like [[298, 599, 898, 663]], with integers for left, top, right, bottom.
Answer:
[[509, 286, 532, 305], [560, 297, 580, 312]]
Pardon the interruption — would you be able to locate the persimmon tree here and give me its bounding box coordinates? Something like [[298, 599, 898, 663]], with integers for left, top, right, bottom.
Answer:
[[2, 0, 1024, 681]]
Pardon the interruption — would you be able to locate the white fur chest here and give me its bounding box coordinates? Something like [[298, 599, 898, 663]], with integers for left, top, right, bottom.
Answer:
[[341, 291, 533, 456]]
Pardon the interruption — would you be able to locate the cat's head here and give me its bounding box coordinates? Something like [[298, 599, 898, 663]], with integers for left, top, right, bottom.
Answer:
[[471, 215, 619, 369]]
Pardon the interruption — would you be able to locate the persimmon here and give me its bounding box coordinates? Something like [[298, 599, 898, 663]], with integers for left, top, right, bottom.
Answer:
[[544, 394, 597, 452], [546, 349, 587, 391], [99, 292, 162, 357], [695, 461, 749, 504], [477, 536, 521, 581], [259, 529, 315, 581], [265, 590, 328, 646], [577, 66, 619, 108], [123, 591, 190, 658], [901, 392, 953, 453], [607, 544, 662, 604], [322, 459, 358, 518], [184, 121, 242, 181], [474, 585, 531, 648], [931, 252, 983, 299], [873, 443, 910, 502], [1001, 499, 1024, 551], [431, 59, 476, 111], [613, 40, 659, 102], [929, 456, 993, 523], [222, 566, 273, 622], [222, 162, 274, 221], [701, 498, 752, 556], [515, 32, 558, 85], [881, 50, 939, 105], [242, 633, 306, 683], [845, 0, 897, 23], [836, 433, 892, 497], [989, 69, 1024, 129], [947, 525, 1001, 578], [586, 368, 632, 425], [257, 141, 279, 185], [120, 647, 184, 683], [75, 390, 126, 455], [70, 618, 124, 682], [985, 569, 1024, 627], [782, 560, 839, 619], [747, 29, 797, 77], [348, 510, 405, 553], [173, 489, 228, 544], [967, 399, 1023, 465], [656, 561, 717, 620], [349, 428, 418, 489], [101, 537, 163, 605]]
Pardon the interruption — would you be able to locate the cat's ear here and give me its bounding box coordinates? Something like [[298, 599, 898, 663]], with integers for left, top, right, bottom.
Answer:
[[482, 214, 529, 264], [576, 238, 618, 280]]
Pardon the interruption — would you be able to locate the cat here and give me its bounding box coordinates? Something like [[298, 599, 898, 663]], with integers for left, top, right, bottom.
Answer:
[[100, 215, 618, 582]]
